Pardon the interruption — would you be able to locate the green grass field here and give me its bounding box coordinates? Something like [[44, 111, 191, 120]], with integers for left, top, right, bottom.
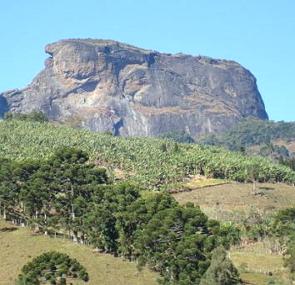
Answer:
[[173, 181, 295, 285], [230, 242, 289, 285], [0, 220, 158, 285]]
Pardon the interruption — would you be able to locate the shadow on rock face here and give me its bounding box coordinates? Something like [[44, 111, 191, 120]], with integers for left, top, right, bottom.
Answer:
[[0, 95, 8, 118], [113, 118, 124, 136]]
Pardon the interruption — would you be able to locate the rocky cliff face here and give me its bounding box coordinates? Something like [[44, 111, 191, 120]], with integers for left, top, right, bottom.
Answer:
[[0, 39, 268, 138]]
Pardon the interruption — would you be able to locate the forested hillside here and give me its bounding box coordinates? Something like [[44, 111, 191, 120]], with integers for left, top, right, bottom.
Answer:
[[197, 119, 295, 170], [1, 117, 295, 284], [198, 119, 295, 155], [0, 147, 241, 284], [0, 120, 295, 190]]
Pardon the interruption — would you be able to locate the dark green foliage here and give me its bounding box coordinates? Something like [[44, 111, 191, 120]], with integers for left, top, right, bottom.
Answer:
[[214, 222, 241, 248], [116, 192, 178, 260], [160, 131, 195, 144], [241, 211, 273, 241], [272, 207, 295, 238], [199, 119, 295, 150], [259, 144, 290, 159], [279, 157, 295, 171], [0, 148, 240, 284], [284, 239, 295, 272], [134, 204, 215, 284], [198, 119, 295, 165], [266, 207, 295, 280], [4, 111, 48, 122], [199, 246, 241, 285], [16, 251, 89, 284], [268, 208, 295, 282], [52, 147, 89, 164]]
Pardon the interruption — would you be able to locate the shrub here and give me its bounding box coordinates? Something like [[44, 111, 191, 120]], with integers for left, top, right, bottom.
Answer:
[[16, 251, 89, 284]]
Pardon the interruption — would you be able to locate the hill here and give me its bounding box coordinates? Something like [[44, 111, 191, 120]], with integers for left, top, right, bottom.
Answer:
[[0, 220, 158, 285], [0, 119, 295, 189], [1, 119, 295, 285], [198, 119, 295, 159], [173, 181, 295, 222], [0, 39, 267, 138], [173, 182, 295, 285]]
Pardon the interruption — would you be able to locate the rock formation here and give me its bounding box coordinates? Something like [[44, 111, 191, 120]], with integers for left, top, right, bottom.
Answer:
[[0, 39, 268, 138]]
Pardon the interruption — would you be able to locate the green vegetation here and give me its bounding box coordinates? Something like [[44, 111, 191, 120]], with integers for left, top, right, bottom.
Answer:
[[160, 130, 195, 143], [279, 157, 295, 171], [0, 219, 158, 285], [4, 111, 48, 122], [200, 246, 241, 285], [16, 251, 88, 284], [271, 207, 295, 282], [0, 148, 240, 284], [173, 182, 295, 284], [0, 120, 294, 189], [198, 119, 295, 151], [1, 118, 295, 284], [198, 119, 295, 169]]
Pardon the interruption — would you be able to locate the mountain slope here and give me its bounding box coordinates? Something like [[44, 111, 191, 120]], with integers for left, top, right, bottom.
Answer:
[[198, 119, 295, 159], [0, 220, 158, 285], [0, 119, 294, 189], [0, 39, 268, 138]]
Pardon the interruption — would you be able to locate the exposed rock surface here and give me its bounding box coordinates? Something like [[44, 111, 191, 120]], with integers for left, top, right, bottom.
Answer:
[[0, 39, 268, 137]]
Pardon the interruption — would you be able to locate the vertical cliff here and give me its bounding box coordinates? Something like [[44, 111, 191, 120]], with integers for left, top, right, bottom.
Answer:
[[0, 39, 268, 138]]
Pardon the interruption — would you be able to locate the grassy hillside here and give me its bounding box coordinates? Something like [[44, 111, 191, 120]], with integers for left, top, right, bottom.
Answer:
[[173, 182, 295, 222], [230, 242, 289, 285], [1, 120, 295, 189], [0, 220, 158, 285], [173, 182, 295, 285]]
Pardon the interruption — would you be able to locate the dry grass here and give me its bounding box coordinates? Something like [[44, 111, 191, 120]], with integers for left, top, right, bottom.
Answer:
[[274, 139, 295, 153], [183, 175, 227, 190], [230, 241, 289, 285], [0, 220, 158, 285], [173, 182, 295, 221], [173, 181, 295, 284], [239, 272, 271, 285]]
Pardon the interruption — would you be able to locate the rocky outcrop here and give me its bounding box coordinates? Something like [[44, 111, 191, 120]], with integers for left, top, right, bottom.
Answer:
[[0, 39, 268, 138]]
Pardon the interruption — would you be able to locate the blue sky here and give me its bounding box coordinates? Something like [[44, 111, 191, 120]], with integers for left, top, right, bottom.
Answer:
[[0, 0, 294, 121]]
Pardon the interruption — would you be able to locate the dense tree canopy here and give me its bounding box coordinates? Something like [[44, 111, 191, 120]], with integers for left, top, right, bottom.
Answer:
[[0, 148, 240, 284], [198, 119, 295, 167], [16, 251, 89, 285], [198, 119, 295, 151]]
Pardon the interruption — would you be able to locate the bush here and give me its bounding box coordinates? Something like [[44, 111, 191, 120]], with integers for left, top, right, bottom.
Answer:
[[16, 251, 89, 284], [4, 111, 48, 122], [199, 246, 241, 285]]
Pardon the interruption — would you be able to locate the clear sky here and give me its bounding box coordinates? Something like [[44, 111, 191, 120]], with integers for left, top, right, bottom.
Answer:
[[0, 0, 294, 121]]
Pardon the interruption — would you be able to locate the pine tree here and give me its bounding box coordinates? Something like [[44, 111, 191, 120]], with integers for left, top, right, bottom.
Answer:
[[200, 246, 241, 285]]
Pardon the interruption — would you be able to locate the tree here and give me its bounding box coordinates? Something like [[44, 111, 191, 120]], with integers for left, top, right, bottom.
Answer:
[[0, 147, 252, 284], [16, 251, 89, 284], [200, 246, 241, 285], [134, 204, 217, 284], [5, 111, 48, 122], [160, 131, 195, 144]]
